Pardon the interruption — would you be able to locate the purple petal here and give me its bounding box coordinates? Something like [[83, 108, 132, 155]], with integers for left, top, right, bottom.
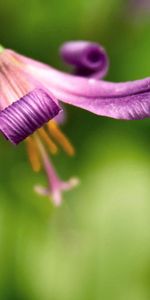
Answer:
[[10, 46, 150, 120], [27, 64, 150, 120], [0, 88, 61, 144], [60, 41, 109, 79]]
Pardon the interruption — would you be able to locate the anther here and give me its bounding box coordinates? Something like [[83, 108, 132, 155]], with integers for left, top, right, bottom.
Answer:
[[47, 121, 75, 156], [38, 127, 58, 154], [26, 136, 41, 172]]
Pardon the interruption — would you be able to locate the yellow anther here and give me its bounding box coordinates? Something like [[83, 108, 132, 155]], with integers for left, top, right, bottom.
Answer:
[[47, 121, 75, 156], [25, 136, 41, 172], [38, 127, 58, 155]]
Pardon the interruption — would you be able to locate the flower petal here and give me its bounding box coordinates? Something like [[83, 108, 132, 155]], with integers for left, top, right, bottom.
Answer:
[[0, 88, 61, 144], [29, 65, 150, 120], [60, 41, 109, 79], [53, 86, 150, 120], [10, 46, 150, 120]]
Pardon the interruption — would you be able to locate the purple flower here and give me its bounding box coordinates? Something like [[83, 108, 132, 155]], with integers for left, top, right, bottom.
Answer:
[[0, 40, 150, 205], [15, 41, 150, 121], [0, 44, 77, 205]]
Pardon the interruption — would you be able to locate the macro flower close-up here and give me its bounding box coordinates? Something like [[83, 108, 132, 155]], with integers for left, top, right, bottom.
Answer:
[[1, 40, 150, 205]]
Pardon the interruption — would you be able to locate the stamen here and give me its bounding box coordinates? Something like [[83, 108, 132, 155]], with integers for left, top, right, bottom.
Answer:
[[47, 121, 75, 156], [26, 136, 41, 172], [38, 127, 58, 155]]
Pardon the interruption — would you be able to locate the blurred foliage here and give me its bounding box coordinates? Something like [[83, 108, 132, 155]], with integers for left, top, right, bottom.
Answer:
[[0, 0, 150, 299]]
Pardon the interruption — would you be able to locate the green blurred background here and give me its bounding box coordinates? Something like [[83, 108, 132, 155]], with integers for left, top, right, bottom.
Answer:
[[0, 0, 150, 299]]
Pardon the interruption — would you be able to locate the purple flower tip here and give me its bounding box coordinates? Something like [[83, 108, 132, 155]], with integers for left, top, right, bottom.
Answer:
[[60, 41, 109, 79], [0, 88, 61, 144]]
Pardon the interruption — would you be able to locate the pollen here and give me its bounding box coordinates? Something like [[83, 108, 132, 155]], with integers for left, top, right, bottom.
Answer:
[[47, 121, 75, 156], [26, 136, 41, 172], [38, 127, 58, 154]]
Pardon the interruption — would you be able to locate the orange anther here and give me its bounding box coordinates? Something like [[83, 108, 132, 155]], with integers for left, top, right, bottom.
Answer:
[[47, 121, 75, 156]]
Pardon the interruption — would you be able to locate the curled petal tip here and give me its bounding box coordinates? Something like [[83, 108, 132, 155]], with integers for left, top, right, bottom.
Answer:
[[0, 88, 61, 144], [60, 41, 109, 79]]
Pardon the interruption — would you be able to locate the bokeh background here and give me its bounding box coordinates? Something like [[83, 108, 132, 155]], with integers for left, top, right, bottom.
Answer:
[[0, 0, 150, 299]]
